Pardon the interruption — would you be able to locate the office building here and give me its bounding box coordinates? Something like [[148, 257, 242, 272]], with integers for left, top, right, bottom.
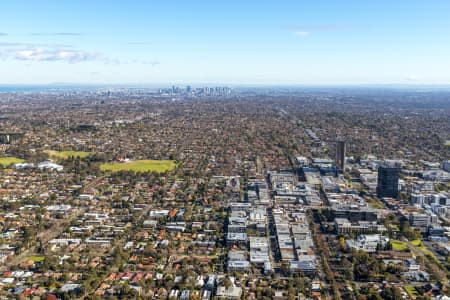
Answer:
[[331, 204, 378, 222], [409, 212, 430, 228], [377, 165, 400, 199], [335, 140, 346, 171]]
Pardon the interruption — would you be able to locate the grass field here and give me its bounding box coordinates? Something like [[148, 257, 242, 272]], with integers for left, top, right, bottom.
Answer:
[[411, 239, 422, 247], [411, 239, 434, 256], [404, 285, 418, 298], [44, 150, 91, 159], [390, 224, 400, 231], [26, 256, 45, 263], [366, 198, 385, 209], [0, 157, 25, 166], [391, 240, 408, 251], [100, 160, 176, 173]]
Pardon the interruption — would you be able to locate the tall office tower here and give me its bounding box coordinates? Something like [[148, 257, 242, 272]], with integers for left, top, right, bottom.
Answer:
[[335, 140, 346, 171], [377, 164, 400, 199]]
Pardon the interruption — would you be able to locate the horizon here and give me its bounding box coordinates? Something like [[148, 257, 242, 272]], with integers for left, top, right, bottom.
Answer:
[[1, 0, 450, 85], [3, 81, 450, 88]]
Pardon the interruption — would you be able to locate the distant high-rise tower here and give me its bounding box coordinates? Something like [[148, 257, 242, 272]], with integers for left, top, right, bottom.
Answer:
[[335, 140, 346, 172], [377, 165, 400, 199]]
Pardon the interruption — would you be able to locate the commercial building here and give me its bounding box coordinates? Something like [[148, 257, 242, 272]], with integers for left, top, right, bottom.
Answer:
[[377, 165, 400, 199], [409, 212, 430, 228], [443, 160, 450, 172], [345, 234, 388, 252], [334, 218, 387, 234], [335, 140, 346, 172], [428, 225, 445, 237], [290, 257, 317, 275], [331, 204, 378, 222]]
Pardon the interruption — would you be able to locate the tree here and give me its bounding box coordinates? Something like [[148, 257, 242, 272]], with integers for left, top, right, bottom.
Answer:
[[352, 250, 379, 281], [338, 237, 347, 251], [381, 286, 403, 300], [222, 277, 232, 289], [384, 241, 393, 251]]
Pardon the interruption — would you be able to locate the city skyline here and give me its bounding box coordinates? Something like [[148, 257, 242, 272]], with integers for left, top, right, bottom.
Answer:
[[1, 0, 450, 85]]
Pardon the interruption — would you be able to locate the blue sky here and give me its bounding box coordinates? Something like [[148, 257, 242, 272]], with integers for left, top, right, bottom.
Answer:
[[1, 0, 450, 85]]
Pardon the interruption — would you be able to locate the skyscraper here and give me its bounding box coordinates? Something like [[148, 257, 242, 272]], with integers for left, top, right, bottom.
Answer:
[[377, 165, 400, 199], [335, 140, 346, 172]]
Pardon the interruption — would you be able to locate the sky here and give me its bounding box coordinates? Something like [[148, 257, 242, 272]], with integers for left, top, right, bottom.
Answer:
[[1, 0, 450, 85]]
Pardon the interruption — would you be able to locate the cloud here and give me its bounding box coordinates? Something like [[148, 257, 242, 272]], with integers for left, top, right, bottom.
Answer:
[[142, 61, 160, 66], [405, 74, 423, 81], [283, 25, 343, 31], [135, 59, 160, 66], [0, 43, 104, 63], [284, 25, 346, 38], [14, 48, 103, 63], [127, 41, 152, 45], [0, 42, 71, 47], [0, 32, 84, 37], [0, 42, 160, 65], [114, 59, 160, 66], [294, 31, 310, 37], [30, 32, 84, 36]]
